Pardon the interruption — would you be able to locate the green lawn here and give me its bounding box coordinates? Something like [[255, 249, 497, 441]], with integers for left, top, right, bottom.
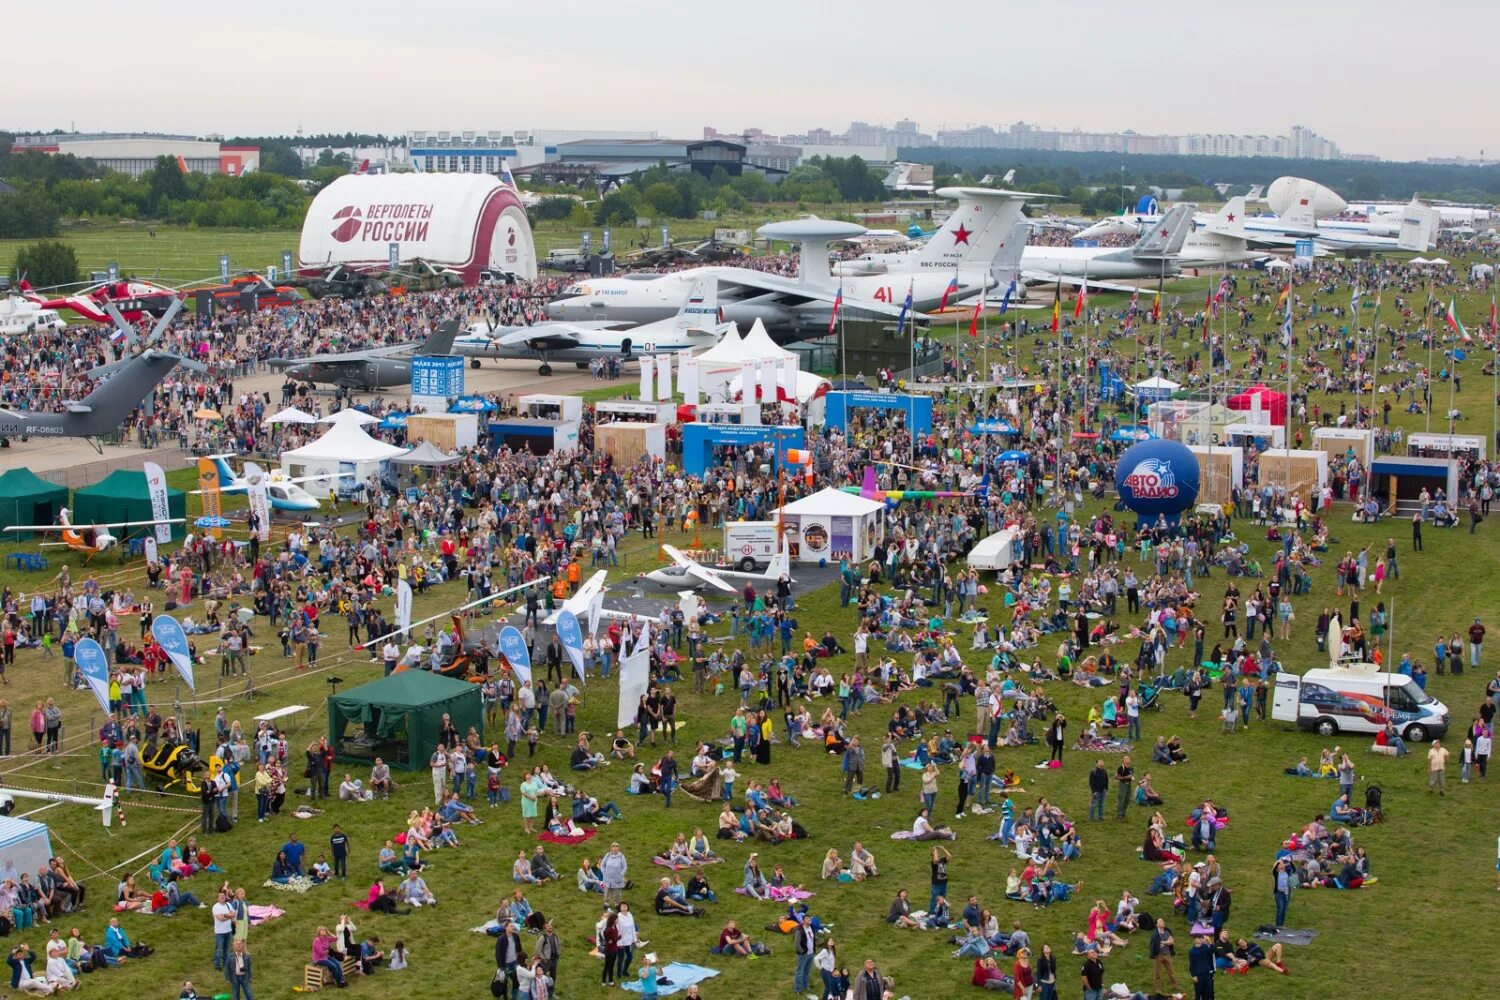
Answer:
[[0, 255, 1496, 1000]]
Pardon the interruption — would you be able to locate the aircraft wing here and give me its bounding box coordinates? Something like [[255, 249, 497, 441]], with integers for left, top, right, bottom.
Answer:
[[493, 322, 622, 349], [1020, 271, 1160, 294], [715, 272, 928, 322], [4, 517, 184, 532], [268, 340, 420, 368], [661, 544, 736, 592]]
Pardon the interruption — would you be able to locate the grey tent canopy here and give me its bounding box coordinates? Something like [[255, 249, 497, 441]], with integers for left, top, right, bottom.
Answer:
[[389, 442, 462, 467]]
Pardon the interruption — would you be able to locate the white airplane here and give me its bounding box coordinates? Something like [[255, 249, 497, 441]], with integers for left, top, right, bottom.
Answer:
[[541, 570, 640, 627], [455, 274, 732, 375], [1235, 198, 1430, 254], [3, 507, 185, 561], [192, 456, 348, 513], [645, 539, 793, 593], [544, 187, 1044, 338], [1019, 203, 1196, 289]]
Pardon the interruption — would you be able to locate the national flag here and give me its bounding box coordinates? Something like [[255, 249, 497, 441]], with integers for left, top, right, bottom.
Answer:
[[1489, 293, 1496, 339], [1446, 296, 1471, 342], [896, 280, 914, 336], [1150, 293, 1160, 323], [109, 327, 126, 345], [1074, 282, 1087, 318], [1050, 295, 1060, 333], [827, 284, 843, 333], [1350, 285, 1361, 315], [967, 295, 982, 337], [998, 278, 1017, 316], [500, 158, 517, 189], [938, 271, 960, 311], [1203, 289, 1214, 318], [1280, 308, 1293, 347]]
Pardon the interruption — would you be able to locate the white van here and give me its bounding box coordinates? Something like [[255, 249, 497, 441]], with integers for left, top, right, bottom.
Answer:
[[1271, 661, 1449, 743], [723, 520, 779, 571]]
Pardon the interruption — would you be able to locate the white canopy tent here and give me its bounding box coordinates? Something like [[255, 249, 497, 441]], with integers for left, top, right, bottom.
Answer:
[[318, 408, 380, 426], [280, 410, 406, 497], [262, 406, 316, 427], [773, 487, 886, 564], [696, 320, 795, 401]]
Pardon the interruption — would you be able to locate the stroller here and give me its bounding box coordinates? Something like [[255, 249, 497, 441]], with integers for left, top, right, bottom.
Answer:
[[1137, 677, 1167, 711]]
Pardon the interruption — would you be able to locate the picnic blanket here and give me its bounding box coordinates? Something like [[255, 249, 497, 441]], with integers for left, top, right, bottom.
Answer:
[[247, 904, 284, 925], [620, 963, 720, 996], [733, 885, 812, 902], [653, 856, 724, 870], [539, 829, 597, 845], [1254, 928, 1319, 946]]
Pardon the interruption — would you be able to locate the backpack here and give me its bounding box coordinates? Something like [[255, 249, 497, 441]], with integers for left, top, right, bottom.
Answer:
[[215, 812, 233, 833]]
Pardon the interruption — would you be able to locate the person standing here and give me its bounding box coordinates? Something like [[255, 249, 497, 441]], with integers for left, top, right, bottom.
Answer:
[[1149, 917, 1178, 992], [1115, 756, 1134, 820], [792, 912, 816, 995], [1272, 859, 1292, 928], [429, 744, 448, 806], [842, 736, 865, 795], [224, 939, 253, 1000], [1188, 932, 1216, 1000], [1428, 739, 1450, 797], [1471, 618, 1487, 669], [1125, 690, 1141, 742], [1079, 945, 1104, 1000], [882, 734, 900, 793], [601, 842, 628, 908], [1411, 512, 1423, 551], [1046, 714, 1067, 764], [211, 890, 235, 971], [329, 825, 349, 880], [928, 846, 951, 913], [1087, 760, 1108, 821]]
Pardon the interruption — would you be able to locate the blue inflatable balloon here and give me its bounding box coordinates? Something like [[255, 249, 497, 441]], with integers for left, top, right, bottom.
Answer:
[[1114, 439, 1200, 525]]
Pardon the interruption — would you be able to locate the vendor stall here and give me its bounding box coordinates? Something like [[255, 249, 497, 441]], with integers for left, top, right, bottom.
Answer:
[[772, 487, 885, 564]]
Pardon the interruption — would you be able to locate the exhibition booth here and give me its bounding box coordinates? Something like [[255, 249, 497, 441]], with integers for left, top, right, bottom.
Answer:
[[281, 409, 406, 497], [822, 390, 933, 437], [773, 487, 886, 564], [681, 422, 804, 479], [595, 422, 667, 464]]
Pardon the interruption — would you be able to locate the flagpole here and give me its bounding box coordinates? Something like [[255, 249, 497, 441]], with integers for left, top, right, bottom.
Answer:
[[1425, 271, 1434, 434], [1492, 292, 1498, 452]]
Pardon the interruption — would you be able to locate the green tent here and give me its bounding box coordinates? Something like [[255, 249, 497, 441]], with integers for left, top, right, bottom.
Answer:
[[0, 469, 68, 541], [328, 671, 483, 771], [71, 470, 186, 541]]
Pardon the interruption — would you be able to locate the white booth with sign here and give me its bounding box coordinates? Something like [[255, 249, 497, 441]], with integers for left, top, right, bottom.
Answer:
[[517, 394, 583, 423], [596, 400, 677, 424], [773, 488, 886, 565]]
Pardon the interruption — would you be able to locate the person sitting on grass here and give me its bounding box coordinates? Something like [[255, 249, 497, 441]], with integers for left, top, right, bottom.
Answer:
[[654, 877, 702, 917], [577, 858, 605, 894], [886, 889, 922, 929], [398, 870, 436, 908], [912, 808, 956, 841], [513, 851, 542, 885], [718, 919, 755, 957], [686, 868, 717, 903], [268, 851, 297, 885], [1234, 937, 1288, 974], [611, 731, 636, 760], [439, 792, 481, 826], [530, 846, 560, 882], [377, 842, 406, 876], [688, 828, 715, 862], [571, 736, 606, 771]]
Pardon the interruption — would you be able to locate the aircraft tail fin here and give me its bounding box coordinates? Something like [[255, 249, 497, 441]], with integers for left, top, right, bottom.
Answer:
[[1131, 204, 1193, 258], [765, 535, 791, 581], [914, 188, 1032, 271], [1421, 206, 1441, 248], [75, 352, 182, 429], [1396, 204, 1426, 251], [989, 221, 1030, 281], [1279, 195, 1318, 234], [1245, 184, 1264, 202], [211, 455, 238, 487], [1203, 197, 1247, 236], [416, 319, 459, 356], [356, 159, 370, 174], [677, 273, 722, 328]]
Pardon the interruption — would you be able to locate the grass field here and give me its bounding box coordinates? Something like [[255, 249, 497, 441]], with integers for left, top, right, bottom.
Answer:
[[0, 208, 841, 288], [0, 259, 1497, 1000]]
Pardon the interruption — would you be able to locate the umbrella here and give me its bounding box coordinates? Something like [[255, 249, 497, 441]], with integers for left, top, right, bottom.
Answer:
[[192, 408, 222, 421], [998, 449, 1028, 462], [1109, 426, 1153, 442], [969, 420, 1017, 435], [380, 412, 410, 429], [193, 516, 232, 529]]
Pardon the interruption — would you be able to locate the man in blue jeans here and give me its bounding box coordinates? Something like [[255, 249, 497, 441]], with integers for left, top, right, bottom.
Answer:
[[211, 891, 235, 970], [792, 914, 815, 993], [1088, 760, 1109, 821], [1272, 859, 1292, 927]]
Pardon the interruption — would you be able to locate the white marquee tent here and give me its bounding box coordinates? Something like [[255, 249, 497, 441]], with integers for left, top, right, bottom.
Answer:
[[773, 487, 886, 564], [280, 409, 406, 497]]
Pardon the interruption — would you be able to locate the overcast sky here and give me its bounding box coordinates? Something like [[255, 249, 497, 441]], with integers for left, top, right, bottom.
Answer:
[[7, 0, 1491, 163]]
